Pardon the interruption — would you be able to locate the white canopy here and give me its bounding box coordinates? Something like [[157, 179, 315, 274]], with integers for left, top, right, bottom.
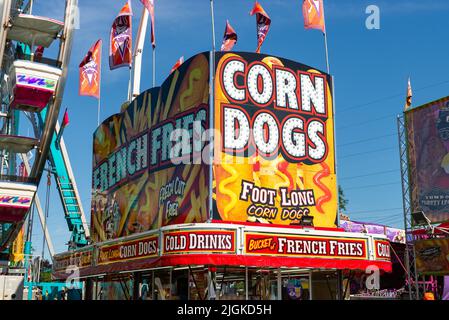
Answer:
[[0, 134, 38, 153], [7, 14, 64, 48]]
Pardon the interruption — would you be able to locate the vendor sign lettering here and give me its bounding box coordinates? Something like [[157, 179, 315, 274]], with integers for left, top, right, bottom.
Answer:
[[17, 74, 56, 90], [244, 232, 368, 259], [374, 239, 391, 261], [54, 249, 93, 271], [98, 235, 158, 265], [213, 52, 337, 228], [0, 195, 32, 207], [163, 230, 236, 254]]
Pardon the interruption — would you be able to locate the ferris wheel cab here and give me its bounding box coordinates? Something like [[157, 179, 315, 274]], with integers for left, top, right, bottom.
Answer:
[[5, 14, 64, 113], [7, 60, 62, 112], [0, 181, 36, 223]]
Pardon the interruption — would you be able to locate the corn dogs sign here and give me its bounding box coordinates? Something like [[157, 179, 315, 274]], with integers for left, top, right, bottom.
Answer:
[[213, 52, 337, 228]]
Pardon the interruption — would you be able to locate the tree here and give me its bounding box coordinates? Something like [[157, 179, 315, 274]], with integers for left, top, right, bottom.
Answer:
[[38, 259, 53, 282], [338, 185, 349, 213]]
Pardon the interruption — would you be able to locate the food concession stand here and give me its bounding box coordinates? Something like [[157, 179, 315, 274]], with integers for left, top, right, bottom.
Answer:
[[53, 52, 392, 300]]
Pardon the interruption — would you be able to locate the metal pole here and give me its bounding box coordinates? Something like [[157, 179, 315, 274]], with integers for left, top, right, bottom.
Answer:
[[245, 267, 249, 300], [210, 0, 216, 53], [98, 39, 102, 126], [277, 268, 281, 300], [309, 271, 313, 300], [331, 76, 339, 227], [40, 168, 51, 280], [152, 47, 156, 87], [208, 0, 217, 221], [0, 0, 12, 71], [322, 1, 330, 74], [30, 0, 77, 179], [132, 8, 149, 96], [323, 32, 330, 75], [97, 97, 100, 126], [397, 115, 416, 300], [127, 66, 133, 102]]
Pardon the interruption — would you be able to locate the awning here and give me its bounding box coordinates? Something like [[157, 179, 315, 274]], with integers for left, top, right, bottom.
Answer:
[[53, 254, 392, 280], [7, 14, 64, 48], [52, 223, 393, 280]]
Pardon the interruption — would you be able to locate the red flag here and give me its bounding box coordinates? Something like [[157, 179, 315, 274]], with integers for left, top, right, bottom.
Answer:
[[303, 0, 326, 33], [221, 20, 237, 52], [250, 1, 271, 54], [140, 0, 155, 48], [62, 109, 69, 128], [79, 39, 102, 99], [109, 1, 133, 70], [34, 46, 44, 62], [170, 56, 184, 74]]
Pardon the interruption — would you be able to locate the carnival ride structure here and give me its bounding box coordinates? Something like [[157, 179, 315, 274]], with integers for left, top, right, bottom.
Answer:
[[0, 0, 89, 295]]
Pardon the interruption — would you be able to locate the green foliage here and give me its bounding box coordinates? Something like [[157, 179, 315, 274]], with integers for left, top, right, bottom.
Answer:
[[338, 185, 348, 213]]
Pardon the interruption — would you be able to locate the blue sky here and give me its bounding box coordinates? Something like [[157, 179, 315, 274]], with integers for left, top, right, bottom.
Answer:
[[26, 0, 449, 256]]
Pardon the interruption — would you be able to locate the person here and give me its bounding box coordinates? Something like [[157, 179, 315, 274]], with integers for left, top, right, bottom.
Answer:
[[34, 46, 44, 62], [140, 280, 149, 300]]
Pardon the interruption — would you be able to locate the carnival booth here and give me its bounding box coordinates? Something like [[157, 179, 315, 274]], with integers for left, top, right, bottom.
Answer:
[[340, 220, 406, 299], [53, 52, 392, 300], [400, 96, 449, 300]]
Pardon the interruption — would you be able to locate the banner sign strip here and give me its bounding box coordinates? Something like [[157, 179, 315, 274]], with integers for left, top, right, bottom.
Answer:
[[162, 229, 236, 255], [373, 239, 391, 261], [97, 235, 159, 265], [244, 232, 369, 260], [53, 249, 94, 271]]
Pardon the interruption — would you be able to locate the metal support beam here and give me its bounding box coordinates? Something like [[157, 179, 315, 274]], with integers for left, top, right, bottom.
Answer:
[[30, 0, 77, 181], [397, 115, 420, 300], [0, 0, 12, 71], [20, 153, 55, 258], [132, 8, 149, 98]]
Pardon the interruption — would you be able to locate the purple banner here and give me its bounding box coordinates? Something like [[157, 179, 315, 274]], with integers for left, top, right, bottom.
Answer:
[[340, 220, 405, 244]]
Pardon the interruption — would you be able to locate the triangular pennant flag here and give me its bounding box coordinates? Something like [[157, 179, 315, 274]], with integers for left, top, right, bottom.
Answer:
[[62, 109, 69, 128], [250, 1, 271, 54], [303, 0, 326, 33], [221, 20, 238, 52], [79, 39, 102, 99], [140, 0, 156, 48], [404, 77, 413, 111], [109, 0, 133, 70], [170, 56, 184, 74]]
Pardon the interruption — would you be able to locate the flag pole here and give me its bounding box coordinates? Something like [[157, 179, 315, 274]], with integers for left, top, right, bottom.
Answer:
[[208, 0, 216, 223], [323, 32, 330, 74], [152, 46, 156, 87], [98, 41, 102, 126], [97, 97, 100, 126], [323, 1, 330, 74], [128, 65, 133, 102], [210, 0, 216, 53]]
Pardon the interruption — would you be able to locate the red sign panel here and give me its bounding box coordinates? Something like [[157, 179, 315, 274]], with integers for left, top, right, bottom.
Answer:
[[54, 249, 93, 271], [98, 235, 159, 265], [163, 230, 236, 255], [244, 232, 368, 259], [374, 239, 391, 261]]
